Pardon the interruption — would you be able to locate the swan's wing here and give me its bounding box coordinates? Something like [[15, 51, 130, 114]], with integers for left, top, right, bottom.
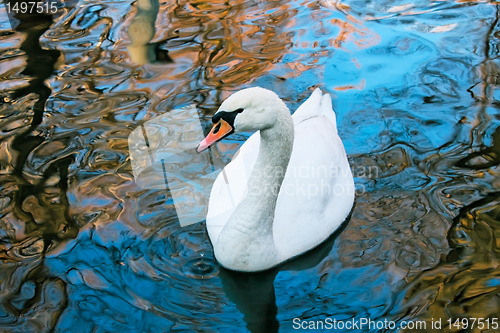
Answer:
[[293, 88, 323, 118], [206, 133, 260, 243], [293, 89, 337, 129], [273, 115, 354, 258]]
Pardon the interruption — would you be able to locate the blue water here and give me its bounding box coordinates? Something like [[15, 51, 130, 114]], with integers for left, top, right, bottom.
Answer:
[[1, 0, 500, 332]]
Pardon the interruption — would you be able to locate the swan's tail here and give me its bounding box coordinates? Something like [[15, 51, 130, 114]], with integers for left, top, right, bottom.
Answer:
[[293, 88, 337, 132]]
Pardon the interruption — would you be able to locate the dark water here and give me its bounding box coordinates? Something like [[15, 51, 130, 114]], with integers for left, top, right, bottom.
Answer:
[[1, 0, 500, 332]]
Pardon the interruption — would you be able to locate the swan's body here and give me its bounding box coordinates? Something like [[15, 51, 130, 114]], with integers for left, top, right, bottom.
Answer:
[[200, 87, 354, 272]]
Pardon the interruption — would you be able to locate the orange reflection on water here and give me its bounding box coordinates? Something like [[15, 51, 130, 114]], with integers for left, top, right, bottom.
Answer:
[[330, 16, 380, 50], [333, 78, 366, 91], [322, 0, 380, 51]]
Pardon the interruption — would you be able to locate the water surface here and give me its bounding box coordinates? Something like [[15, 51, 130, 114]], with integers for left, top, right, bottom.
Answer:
[[1, 0, 500, 332]]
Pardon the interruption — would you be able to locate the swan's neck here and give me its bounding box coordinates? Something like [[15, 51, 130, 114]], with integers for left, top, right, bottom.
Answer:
[[214, 106, 294, 270], [243, 111, 294, 226]]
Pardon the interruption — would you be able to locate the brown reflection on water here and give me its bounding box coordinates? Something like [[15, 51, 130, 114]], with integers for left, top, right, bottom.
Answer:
[[392, 6, 500, 331], [0, 5, 76, 332]]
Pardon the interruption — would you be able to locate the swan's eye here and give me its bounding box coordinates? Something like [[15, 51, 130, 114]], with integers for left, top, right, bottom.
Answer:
[[212, 122, 222, 134], [235, 108, 244, 113]]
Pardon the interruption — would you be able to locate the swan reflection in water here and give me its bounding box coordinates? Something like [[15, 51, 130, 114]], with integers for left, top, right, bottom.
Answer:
[[218, 218, 350, 333], [127, 0, 172, 65]]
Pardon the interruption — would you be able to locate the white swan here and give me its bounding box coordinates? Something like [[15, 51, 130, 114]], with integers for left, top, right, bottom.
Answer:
[[197, 87, 354, 272]]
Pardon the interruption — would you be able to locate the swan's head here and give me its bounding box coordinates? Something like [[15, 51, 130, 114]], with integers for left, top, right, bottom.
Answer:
[[197, 87, 285, 152]]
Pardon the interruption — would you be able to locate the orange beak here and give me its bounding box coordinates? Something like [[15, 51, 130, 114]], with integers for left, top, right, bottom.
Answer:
[[197, 119, 234, 153]]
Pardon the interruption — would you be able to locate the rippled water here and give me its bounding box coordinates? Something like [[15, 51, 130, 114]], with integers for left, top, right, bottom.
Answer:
[[1, 0, 500, 332]]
